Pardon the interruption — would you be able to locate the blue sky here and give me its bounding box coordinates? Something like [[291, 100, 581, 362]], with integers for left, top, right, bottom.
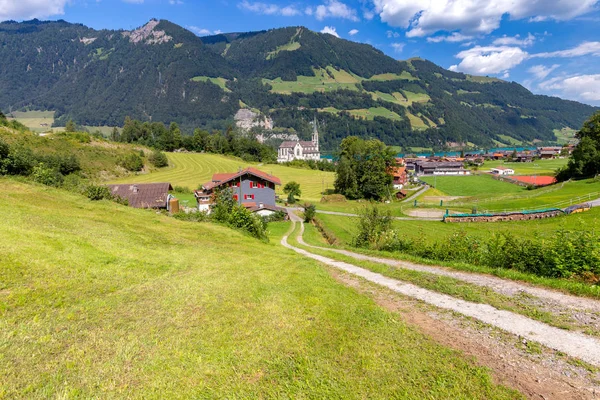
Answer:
[[2, 0, 600, 105]]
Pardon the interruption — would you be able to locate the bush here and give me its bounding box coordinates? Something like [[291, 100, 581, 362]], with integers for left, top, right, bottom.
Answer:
[[149, 150, 169, 168], [313, 217, 338, 245], [31, 163, 63, 187], [303, 203, 316, 222], [119, 153, 144, 172], [4, 146, 37, 176], [320, 194, 347, 203], [172, 210, 210, 222], [173, 185, 192, 194], [85, 185, 113, 201], [228, 205, 268, 241], [353, 205, 393, 248], [262, 210, 287, 222]]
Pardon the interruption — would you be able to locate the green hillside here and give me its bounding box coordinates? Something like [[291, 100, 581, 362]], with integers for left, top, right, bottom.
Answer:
[[109, 152, 335, 202], [0, 179, 519, 398], [0, 19, 597, 150]]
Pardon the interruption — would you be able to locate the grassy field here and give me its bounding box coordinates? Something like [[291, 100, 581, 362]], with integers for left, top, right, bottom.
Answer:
[[421, 175, 524, 197], [480, 159, 568, 175], [0, 179, 520, 398], [109, 152, 335, 202], [8, 110, 57, 132], [191, 76, 231, 92], [367, 72, 416, 81], [264, 67, 361, 94]]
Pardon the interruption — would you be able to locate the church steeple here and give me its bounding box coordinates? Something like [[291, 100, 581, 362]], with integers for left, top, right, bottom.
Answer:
[[312, 117, 319, 150]]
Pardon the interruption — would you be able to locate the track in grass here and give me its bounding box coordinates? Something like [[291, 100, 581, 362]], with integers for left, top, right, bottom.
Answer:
[[109, 153, 335, 202]]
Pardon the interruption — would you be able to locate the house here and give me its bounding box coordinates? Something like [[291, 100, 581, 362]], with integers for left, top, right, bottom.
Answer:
[[106, 183, 175, 210], [515, 152, 534, 162], [277, 119, 320, 163], [412, 160, 471, 176], [538, 147, 562, 159], [490, 166, 515, 175], [390, 158, 408, 189], [194, 168, 284, 216]]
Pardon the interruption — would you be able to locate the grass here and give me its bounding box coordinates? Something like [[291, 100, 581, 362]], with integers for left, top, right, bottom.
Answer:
[[8, 110, 56, 132], [480, 159, 568, 176], [0, 179, 521, 398], [367, 72, 416, 81], [264, 67, 360, 94], [190, 76, 231, 92], [554, 127, 578, 145], [108, 152, 335, 202], [406, 112, 428, 130], [306, 212, 600, 299], [266, 41, 301, 60], [296, 223, 589, 334], [421, 175, 524, 197]]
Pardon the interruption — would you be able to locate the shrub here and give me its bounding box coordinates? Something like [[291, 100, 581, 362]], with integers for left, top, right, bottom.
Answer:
[[313, 217, 338, 245], [262, 210, 288, 222], [353, 205, 392, 248], [119, 153, 144, 172], [173, 185, 192, 194], [149, 150, 169, 168], [172, 210, 210, 222], [5, 146, 36, 176], [229, 205, 268, 241], [31, 163, 63, 187], [320, 194, 347, 203], [303, 203, 316, 222], [85, 185, 113, 201]]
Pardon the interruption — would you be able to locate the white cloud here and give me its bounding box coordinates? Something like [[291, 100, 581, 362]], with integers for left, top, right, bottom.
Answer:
[[386, 30, 400, 38], [315, 0, 359, 21], [188, 26, 213, 36], [371, 0, 598, 37], [528, 64, 560, 80], [493, 33, 535, 47], [533, 41, 600, 58], [539, 74, 600, 102], [0, 0, 68, 20], [427, 32, 473, 43], [391, 42, 405, 52], [348, 29, 359, 36], [320, 26, 340, 37], [449, 45, 529, 75], [238, 0, 301, 16]]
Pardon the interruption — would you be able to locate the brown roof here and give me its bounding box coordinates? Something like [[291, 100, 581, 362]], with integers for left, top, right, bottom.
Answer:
[[203, 168, 282, 191], [106, 183, 173, 209], [279, 140, 317, 149]]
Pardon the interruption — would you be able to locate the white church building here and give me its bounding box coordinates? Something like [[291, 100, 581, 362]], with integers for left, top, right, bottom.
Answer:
[[277, 120, 321, 163]]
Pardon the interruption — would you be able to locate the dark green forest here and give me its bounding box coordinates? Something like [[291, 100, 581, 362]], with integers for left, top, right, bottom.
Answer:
[[0, 19, 597, 151]]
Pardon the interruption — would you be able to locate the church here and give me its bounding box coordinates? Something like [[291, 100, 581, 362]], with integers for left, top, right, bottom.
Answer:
[[277, 120, 321, 163]]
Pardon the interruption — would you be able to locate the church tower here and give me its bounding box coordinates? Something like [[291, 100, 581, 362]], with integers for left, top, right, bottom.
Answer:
[[312, 117, 319, 150]]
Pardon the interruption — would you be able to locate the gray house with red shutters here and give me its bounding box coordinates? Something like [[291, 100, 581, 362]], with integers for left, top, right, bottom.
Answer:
[[194, 167, 284, 216]]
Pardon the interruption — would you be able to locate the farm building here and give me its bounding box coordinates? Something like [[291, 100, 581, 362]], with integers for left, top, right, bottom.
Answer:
[[409, 160, 471, 176], [106, 183, 175, 210], [194, 168, 284, 216], [490, 166, 515, 175], [390, 159, 408, 189]]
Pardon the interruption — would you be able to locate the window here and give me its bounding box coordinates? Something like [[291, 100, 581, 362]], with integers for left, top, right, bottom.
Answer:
[[244, 194, 255, 200], [233, 195, 238, 201], [251, 181, 258, 188]]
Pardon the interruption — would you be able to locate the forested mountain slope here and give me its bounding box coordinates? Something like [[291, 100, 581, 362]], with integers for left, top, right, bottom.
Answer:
[[1, 19, 597, 150]]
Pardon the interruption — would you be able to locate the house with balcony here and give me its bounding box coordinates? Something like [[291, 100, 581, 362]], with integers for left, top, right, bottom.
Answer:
[[194, 168, 284, 216]]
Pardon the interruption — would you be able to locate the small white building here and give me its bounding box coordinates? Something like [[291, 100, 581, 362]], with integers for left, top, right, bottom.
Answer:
[[490, 166, 515, 175], [277, 119, 320, 163]]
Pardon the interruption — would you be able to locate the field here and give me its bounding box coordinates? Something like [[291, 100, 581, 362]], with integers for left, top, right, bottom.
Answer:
[[421, 175, 524, 197], [191, 76, 231, 92], [480, 159, 568, 175], [264, 67, 361, 94], [109, 152, 335, 202], [0, 179, 519, 398], [8, 110, 58, 132]]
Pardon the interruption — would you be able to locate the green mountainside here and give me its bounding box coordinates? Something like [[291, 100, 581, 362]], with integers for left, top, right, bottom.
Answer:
[[0, 19, 597, 150]]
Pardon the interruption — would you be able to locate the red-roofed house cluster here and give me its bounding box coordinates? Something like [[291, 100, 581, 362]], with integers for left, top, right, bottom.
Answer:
[[194, 168, 285, 216]]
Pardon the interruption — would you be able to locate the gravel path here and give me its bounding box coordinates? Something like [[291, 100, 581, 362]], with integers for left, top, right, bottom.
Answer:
[[282, 214, 600, 367]]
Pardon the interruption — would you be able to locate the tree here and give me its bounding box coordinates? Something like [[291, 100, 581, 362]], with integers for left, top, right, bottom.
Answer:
[[111, 127, 120, 142], [283, 181, 301, 204], [334, 136, 395, 201], [65, 119, 76, 132], [557, 112, 600, 181], [149, 150, 169, 167]]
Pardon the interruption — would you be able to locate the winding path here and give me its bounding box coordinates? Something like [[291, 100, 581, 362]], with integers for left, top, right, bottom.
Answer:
[[282, 213, 600, 367]]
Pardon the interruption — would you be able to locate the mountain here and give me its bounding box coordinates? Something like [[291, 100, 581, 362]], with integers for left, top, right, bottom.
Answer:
[[0, 19, 597, 150]]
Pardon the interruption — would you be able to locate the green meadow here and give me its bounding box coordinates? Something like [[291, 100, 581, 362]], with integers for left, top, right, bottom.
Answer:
[[109, 152, 335, 202], [0, 179, 520, 398]]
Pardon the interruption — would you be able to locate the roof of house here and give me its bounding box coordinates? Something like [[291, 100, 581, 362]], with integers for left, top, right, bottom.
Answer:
[[246, 204, 286, 213], [279, 141, 317, 149], [202, 167, 282, 190], [106, 183, 173, 209], [492, 166, 513, 171]]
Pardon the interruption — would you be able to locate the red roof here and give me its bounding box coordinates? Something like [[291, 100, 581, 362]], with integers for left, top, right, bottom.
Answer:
[[201, 168, 281, 191]]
